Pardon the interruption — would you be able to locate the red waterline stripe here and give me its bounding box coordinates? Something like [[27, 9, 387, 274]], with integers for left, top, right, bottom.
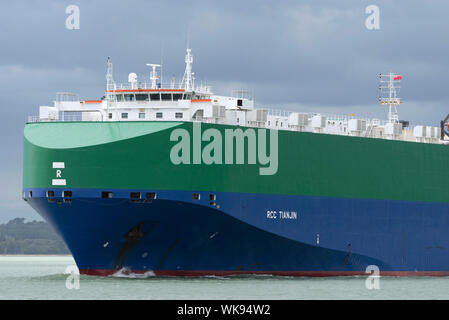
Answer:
[[105, 89, 185, 93], [79, 269, 449, 277]]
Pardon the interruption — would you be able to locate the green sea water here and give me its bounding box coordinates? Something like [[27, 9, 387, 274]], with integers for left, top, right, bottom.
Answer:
[[1, 256, 449, 300]]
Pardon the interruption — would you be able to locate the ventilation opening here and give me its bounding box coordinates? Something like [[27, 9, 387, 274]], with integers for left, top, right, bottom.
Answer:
[[209, 194, 216, 201], [146, 192, 156, 200], [63, 190, 72, 198], [63, 198, 72, 204], [237, 99, 243, 107], [46, 190, 55, 202], [192, 193, 200, 200], [130, 192, 141, 199], [101, 191, 113, 199], [130, 192, 141, 203]]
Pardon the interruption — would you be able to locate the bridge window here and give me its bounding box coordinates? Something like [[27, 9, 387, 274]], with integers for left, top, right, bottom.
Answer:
[[135, 94, 149, 101], [150, 93, 160, 101], [175, 112, 183, 119], [156, 112, 163, 119], [161, 93, 172, 101], [121, 113, 128, 119], [139, 113, 145, 119], [108, 113, 112, 119], [183, 94, 192, 100], [124, 94, 135, 101], [116, 94, 123, 102], [173, 94, 183, 100], [237, 99, 243, 107], [46, 190, 55, 198]]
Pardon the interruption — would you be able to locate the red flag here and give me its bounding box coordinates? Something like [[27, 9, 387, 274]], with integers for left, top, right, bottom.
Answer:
[[394, 75, 402, 80]]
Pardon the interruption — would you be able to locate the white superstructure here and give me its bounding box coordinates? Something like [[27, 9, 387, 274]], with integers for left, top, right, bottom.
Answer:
[[31, 48, 448, 145]]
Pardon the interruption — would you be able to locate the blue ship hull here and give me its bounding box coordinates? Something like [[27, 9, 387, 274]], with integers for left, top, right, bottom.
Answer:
[[23, 187, 449, 276]]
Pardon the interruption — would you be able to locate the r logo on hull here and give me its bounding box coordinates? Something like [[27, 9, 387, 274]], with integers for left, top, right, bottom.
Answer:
[[52, 162, 66, 186]]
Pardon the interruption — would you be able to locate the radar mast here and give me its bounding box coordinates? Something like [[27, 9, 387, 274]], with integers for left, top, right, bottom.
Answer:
[[378, 72, 402, 123]]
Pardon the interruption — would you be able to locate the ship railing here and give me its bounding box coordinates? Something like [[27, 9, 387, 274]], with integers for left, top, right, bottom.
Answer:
[[266, 108, 292, 118], [264, 106, 392, 128], [27, 116, 103, 123], [55, 92, 80, 102], [28, 110, 103, 123]]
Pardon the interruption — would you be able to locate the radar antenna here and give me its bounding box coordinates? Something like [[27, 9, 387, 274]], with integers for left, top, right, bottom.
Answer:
[[146, 64, 161, 89]]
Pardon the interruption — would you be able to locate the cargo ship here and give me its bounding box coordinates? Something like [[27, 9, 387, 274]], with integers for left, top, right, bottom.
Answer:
[[23, 49, 449, 276]]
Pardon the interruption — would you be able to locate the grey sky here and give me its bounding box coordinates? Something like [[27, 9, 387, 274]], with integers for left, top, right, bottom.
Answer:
[[0, 0, 448, 222]]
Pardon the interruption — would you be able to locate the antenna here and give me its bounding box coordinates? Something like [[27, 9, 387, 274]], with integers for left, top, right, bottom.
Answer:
[[106, 57, 115, 118], [378, 72, 402, 123], [180, 48, 194, 91], [186, 25, 191, 49], [106, 57, 114, 99], [146, 63, 161, 89], [160, 43, 164, 87]]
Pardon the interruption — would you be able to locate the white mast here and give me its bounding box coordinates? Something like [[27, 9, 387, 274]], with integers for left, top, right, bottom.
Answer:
[[378, 72, 402, 123], [106, 57, 115, 117], [106, 57, 114, 100], [180, 48, 194, 91], [146, 64, 161, 89]]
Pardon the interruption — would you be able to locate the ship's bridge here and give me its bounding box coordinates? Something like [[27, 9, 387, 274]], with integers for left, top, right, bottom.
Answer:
[[27, 49, 449, 145]]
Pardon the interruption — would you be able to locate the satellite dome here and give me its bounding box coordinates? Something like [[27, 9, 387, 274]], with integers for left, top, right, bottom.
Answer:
[[128, 72, 138, 83]]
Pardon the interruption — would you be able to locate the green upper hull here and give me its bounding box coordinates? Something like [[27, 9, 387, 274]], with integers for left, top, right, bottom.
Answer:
[[23, 121, 449, 203]]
